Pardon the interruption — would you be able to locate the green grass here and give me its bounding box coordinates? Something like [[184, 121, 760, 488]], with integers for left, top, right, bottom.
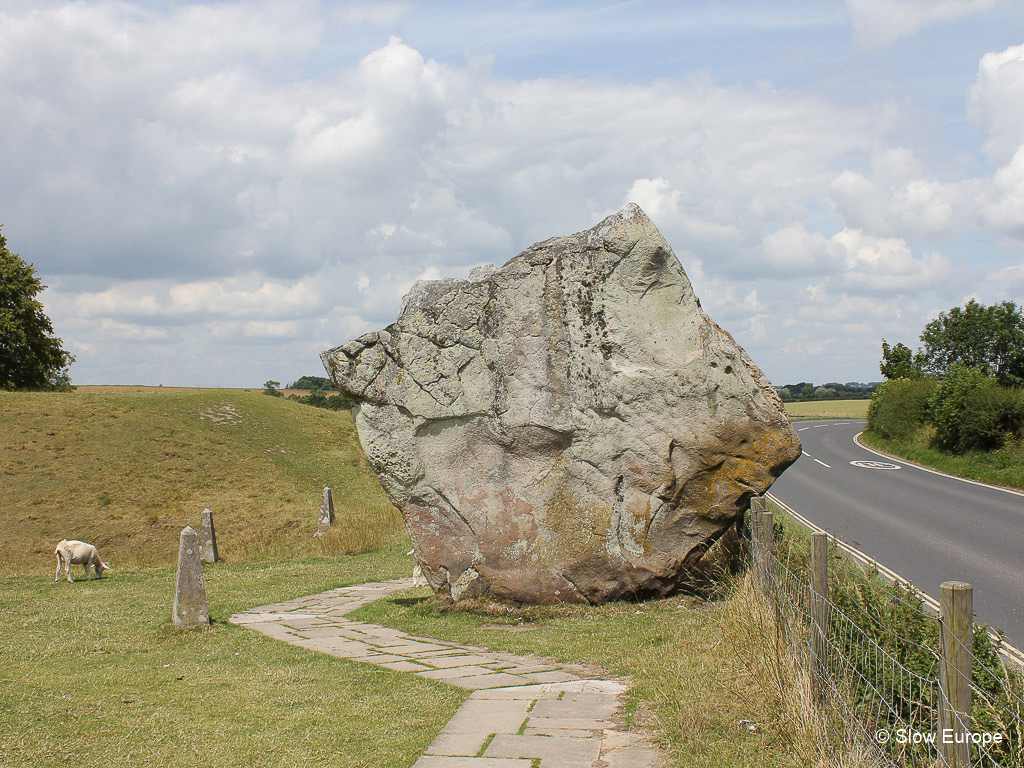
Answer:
[[783, 399, 870, 420], [862, 427, 1024, 490], [0, 388, 405, 574], [0, 545, 467, 768], [350, 567, 852, 768]]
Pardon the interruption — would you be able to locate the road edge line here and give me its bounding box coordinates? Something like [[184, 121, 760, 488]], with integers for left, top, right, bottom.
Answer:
[[853, 430, 1024, 499], [765, 492, 1024, 670]]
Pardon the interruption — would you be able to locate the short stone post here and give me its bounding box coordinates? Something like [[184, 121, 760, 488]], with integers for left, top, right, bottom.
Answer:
[[939, 581, 973, 768], [198, 508, 218, 563], [313, 487, 334, 537], [173, 526, 210, 628], [810, 532, 829, 703]]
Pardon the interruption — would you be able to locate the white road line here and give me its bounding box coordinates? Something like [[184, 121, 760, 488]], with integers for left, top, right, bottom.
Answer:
[[854, 431, 1024, 499], [765, 493, 1024, 670], [814, 458, 831, 468], [813, 424, 829, 428], [802, 450, 811, 457], [798, 427, 810, 432]]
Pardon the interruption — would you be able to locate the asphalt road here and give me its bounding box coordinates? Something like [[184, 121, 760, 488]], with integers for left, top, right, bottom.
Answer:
[[768, 419, 1024, 647]]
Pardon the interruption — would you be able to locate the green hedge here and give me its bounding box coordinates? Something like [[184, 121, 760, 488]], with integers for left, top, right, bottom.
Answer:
[[867, 378, 936, 440]]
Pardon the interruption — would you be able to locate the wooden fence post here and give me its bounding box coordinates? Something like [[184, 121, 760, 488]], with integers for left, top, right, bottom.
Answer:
[[939, 581, 973, 768], [810, 531, 829, 704], [750, 497, 765, 574], [761, 511, 775, 556]]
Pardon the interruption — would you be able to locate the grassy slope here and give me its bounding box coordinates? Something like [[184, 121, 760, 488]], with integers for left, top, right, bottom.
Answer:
[[0, 547, 467, 768], [0, 389, 405, 574], [784, 399, 869, 420]]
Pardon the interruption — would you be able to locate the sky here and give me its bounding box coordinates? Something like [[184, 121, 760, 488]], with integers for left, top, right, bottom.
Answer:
[[3, 0, 1024, 388]]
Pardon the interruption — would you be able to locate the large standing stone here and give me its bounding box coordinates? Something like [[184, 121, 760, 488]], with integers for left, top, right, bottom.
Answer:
[[173, 526, 210, 628], [322, 204, 801, 604], [313, 487, 334, 537], [198, 508, 218, 563]]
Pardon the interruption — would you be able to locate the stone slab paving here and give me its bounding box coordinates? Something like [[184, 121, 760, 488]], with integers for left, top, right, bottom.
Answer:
[[230, 578, 668, 768]]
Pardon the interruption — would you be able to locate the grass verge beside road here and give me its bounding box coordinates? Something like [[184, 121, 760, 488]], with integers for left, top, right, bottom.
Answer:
[[0, 545, 467, 768], [861, 428, 1024, 491]]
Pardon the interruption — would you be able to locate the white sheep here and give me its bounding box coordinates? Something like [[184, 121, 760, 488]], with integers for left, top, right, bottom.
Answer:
[[408, 549, 428, 587], [54, 540, 111, 583]]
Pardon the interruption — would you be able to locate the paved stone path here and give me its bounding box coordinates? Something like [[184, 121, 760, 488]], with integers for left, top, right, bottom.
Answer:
[[230, 578, 668, 768]]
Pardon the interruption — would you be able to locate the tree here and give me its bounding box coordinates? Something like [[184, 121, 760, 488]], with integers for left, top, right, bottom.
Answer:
[[919, 299, 1024, 385], [263, 380, 283, 397], [880, 340, 922, 381], [0, 230, 74, 390], [288, 375, 337, 391]]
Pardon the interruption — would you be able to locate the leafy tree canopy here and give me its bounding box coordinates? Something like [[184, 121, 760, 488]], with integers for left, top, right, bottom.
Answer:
[[918, 300, 1024, 385], [0, 230, 74, 390], [880, 340, 923, 381], [288, 375, 337, 391]]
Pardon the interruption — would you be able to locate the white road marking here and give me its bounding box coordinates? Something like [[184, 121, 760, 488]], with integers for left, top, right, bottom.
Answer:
[[802, 451, 811, 457], [813, 424, 829, 428], [765, 493, 1024, 670], [850, 460, 901, 470], [798, 427, 810, 432], [814, 458, 831, 468]]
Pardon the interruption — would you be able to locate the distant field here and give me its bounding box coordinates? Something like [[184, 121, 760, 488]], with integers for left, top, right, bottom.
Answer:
[[0, 389, 405, 575], [784, 399, 870, 420]]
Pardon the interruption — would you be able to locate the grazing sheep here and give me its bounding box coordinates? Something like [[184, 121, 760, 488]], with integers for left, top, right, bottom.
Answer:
[[54, 540, 111, 583], [408, 549, 428, 587]]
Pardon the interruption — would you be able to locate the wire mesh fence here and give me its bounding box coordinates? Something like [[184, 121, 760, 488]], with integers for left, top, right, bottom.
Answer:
[[747, 498, 1024, 768]]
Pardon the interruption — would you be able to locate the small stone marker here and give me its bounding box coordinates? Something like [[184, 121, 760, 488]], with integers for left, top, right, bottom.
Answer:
[[313, 487, 334, 537], [173, 526, 210, 628], [198, 508, 218, 563]]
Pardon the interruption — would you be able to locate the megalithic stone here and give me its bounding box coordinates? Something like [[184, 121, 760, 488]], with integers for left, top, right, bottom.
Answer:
[[313, 487, 334, 537], [173, 526, 210, 628], [198, 508, 218, 563], [321, 204, 802, 604]]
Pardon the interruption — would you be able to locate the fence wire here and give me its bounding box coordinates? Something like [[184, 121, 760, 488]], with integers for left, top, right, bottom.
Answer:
[[748, 523, 1024, 768]]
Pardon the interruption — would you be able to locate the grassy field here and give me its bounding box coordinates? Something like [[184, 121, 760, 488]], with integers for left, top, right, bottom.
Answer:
[[784, 399, 870, 420], [0, 546, 468, 768], [0, 388, 404, 574], [862, 427, 1024, 490], [2, 387, 868, 766]]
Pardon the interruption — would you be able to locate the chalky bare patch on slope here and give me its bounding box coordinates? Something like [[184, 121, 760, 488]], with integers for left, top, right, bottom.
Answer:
[[230, 579, 666, 767]]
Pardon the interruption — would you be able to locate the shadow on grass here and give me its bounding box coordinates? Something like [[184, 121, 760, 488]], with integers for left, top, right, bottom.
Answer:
[[390, 596, 431, 607]]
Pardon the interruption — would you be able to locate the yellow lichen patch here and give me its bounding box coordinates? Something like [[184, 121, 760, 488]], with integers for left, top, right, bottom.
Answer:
[[665, 417, 800, 529], [532, 455, 614, 574]]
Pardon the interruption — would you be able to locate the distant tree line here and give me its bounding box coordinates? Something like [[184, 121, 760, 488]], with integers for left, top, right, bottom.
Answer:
[[869, 299, 1024, 453], [288, 375, 337, 391], [776, 381, 878, 402], [262, 376, 351, 411]]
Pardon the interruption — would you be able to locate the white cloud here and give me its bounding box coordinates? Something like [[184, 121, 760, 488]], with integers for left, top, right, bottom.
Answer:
[[970, 43, 1024, 166], [762, 224, 845, 276], [968, 45, 1024, 240], [2, 4, 1019, 387], [846, 0, 1002, 49], [834, 229, 954, 293]]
